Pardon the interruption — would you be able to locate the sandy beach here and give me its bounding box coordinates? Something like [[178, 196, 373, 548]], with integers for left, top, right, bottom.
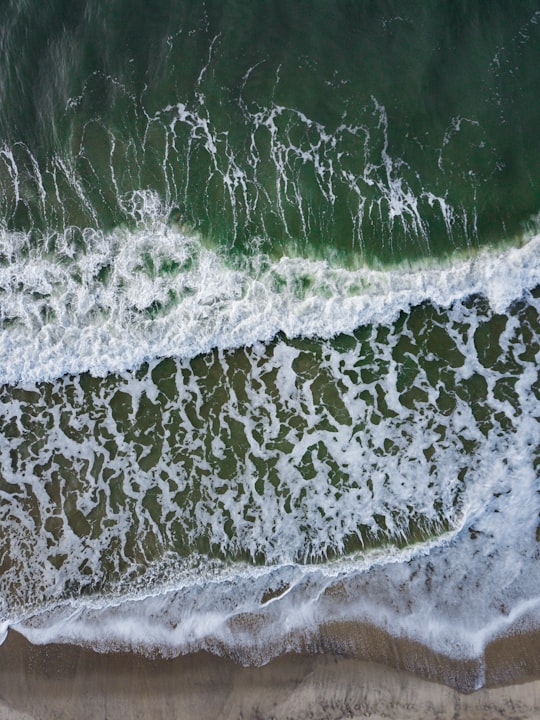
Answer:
[[0, 628, 539, 720]]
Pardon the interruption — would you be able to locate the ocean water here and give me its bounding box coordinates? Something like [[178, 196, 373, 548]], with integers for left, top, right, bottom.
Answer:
[[0, 0, 539, 690]]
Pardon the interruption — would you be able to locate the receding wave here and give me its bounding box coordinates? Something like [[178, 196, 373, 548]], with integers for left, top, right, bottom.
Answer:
[[1, 264, 539, 678]]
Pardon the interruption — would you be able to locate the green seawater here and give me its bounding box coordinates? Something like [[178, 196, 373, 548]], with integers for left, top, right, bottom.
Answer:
[[1, 1, 540, 264], [1, 290, 539, 610], [0, 1, 539, 669]]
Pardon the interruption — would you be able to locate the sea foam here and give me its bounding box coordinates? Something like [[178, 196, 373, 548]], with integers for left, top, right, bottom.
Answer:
[[1, 270, 539, 678], [0, 212, 538, 385]]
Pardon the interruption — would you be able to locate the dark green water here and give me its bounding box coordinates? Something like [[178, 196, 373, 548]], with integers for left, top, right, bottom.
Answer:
[[1, 1, 540, 263], [0, 1, 539, 684]]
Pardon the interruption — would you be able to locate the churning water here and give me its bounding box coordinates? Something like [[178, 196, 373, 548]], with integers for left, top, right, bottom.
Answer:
[[0, 0, 539, 689]]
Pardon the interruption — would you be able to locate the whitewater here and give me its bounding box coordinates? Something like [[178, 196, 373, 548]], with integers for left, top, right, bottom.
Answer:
[[1, 210, 539, 384]]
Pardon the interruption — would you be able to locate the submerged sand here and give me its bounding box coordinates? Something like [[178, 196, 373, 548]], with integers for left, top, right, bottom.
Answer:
[[0, 629, 539, 719]]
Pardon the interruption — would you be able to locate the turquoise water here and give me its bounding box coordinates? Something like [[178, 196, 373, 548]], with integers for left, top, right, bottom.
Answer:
[[0, 0, 539, 689]]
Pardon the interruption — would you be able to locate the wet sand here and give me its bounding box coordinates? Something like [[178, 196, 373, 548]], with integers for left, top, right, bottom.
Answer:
[[0, 628, 539, 719]]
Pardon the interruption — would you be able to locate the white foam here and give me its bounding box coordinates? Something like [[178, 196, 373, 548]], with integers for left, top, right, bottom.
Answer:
[[1, 202, 539, 680], [0, 214, 538, 385], [9, 511, 540, 667], [1, 283, 539, 677]]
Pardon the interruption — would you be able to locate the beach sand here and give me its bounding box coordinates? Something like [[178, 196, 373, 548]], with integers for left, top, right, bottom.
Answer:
[[0, 628, 539, 719]]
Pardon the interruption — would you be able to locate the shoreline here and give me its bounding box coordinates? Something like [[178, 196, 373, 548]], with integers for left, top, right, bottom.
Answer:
[[0, 628, 539, 719]]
